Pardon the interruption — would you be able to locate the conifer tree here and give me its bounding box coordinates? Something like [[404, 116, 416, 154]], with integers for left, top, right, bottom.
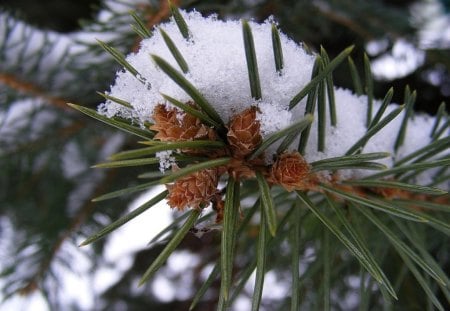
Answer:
[[0, 1, 449, 310]]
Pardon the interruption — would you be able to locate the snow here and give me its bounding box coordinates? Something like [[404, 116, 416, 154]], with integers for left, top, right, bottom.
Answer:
[[100, 9, 448, 184], [1, 4, 448, 311], [371, 39, 425, 80], [99, 10, 314, 127], [0, 187, 173, 311], [156, 150, 176, 172], [411, 0, 450, 49]]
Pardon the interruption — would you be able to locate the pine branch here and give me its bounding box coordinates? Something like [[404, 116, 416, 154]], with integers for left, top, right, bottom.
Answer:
[[0, 73, 69, 110], [19, 170, 118, 295], [1, 1, 449, 310]]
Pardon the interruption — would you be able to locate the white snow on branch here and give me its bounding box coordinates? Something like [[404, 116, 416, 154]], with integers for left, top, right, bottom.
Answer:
[[100, 10, 448, 186], [156, 150, 176, 172]]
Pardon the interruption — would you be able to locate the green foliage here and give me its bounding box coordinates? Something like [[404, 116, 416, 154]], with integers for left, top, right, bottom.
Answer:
[[1, 1, 449, 311]]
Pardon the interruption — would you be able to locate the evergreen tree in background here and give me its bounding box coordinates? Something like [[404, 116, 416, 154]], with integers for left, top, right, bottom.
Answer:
[[0, 1, 449, 310]]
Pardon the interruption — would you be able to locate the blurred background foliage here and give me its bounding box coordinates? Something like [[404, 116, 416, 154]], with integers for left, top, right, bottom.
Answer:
[[0, 0, 448, 310]]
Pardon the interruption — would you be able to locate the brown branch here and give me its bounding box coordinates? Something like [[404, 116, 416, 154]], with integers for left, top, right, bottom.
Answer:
[[132, 0, 181, 52], [4, 121, 86, 158], [0, 73, 69, 110], [313, 3, 374, 40], [11, 0, 184, 296]]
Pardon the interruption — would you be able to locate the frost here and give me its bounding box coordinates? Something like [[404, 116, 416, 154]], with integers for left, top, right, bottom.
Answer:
[[156, 150, 176, 173], [256, 102, 293, 136]]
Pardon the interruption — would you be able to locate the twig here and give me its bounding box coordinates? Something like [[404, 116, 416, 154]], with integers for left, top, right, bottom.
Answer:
[[132, 0, 180, 52], [0, 73, 69, 110]]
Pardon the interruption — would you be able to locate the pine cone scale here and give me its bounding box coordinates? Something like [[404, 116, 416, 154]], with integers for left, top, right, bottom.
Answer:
[[227, 106, 262, 157], [167, 168, 219, 210]]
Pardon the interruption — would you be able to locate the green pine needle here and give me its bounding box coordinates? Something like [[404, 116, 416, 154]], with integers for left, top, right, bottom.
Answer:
[[394, 87, 416, 152], [191, 199, 262, 310], [249, 114, 313, 160], [319, 184, 428, 222], [189, 264, 220, 310], [92, 180, 161, 202], [130, 11, 152, 38], [296, 192, 396, 296], [394, 219, 450, 286], [80, 190, 168, 246], [251, 202, 268, 311], [67, 103, 153, 140], [368, 87, 393, 129], [389, 199, 450, 213], [357, 207, 446, 287], [289, 45, 354, 110], [364, 54, 374, 127], [242, 20, 262, 100], [347, 56, 363, 95], [312, 161, 387, 172], [92, 157, 159, 168], [311, 152, 390, 172], [137, 171, 167, 179], [220, 178, 240, 301], [229, 205, 296, 304], [169, 0, 191, 40], [402, 210, 450, 235], [298, 58, 321, 154], [159, 28, 189, 73], [256, 171, 277, 236], [432, 117, 449, 141], [342, 180, 447, 196], [161, 93, 222, 128], [346, 105, 404, 155], [322, 229, 331, 310], [429, 169, 450, 187], [139, 209, 201, 286], [110, 140, 225, 160], [97, 92, 133, 109], [327, 196, 397, 299], [317, 68, 327, 152], [148, 212, 191, 245], [396, 247, 445, 311], [97, 39, 140, 78], [430, 102, 447, 138], [320, 47, 337, 126], [366, 158, 450, 180], [271, 23, 284, 73], [151, 54, 225, 128], [290, 206, 301, 311], [159, 157, 230, 184]]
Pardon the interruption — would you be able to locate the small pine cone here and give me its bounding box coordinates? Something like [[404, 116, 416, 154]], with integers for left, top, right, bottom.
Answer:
[[270, 152, 316, 191], [227, 157, 257, 180], [166, 168, 219, 210], [227, 106, 262, 158], [150, 103, 216, 142]]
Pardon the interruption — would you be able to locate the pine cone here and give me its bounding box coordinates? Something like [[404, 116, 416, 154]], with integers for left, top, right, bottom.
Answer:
[[150, 103, 216, 142], [166, 168, 219, 210], [227, 106, 262, 158], [270, 152, 316, 191]]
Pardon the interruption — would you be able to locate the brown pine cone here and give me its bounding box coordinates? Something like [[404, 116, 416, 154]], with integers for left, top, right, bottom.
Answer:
[[150, 103, 216, 142], [270, 152, 316, 192], [227, 106, 262, 158], [166, 168, 219, 210]]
